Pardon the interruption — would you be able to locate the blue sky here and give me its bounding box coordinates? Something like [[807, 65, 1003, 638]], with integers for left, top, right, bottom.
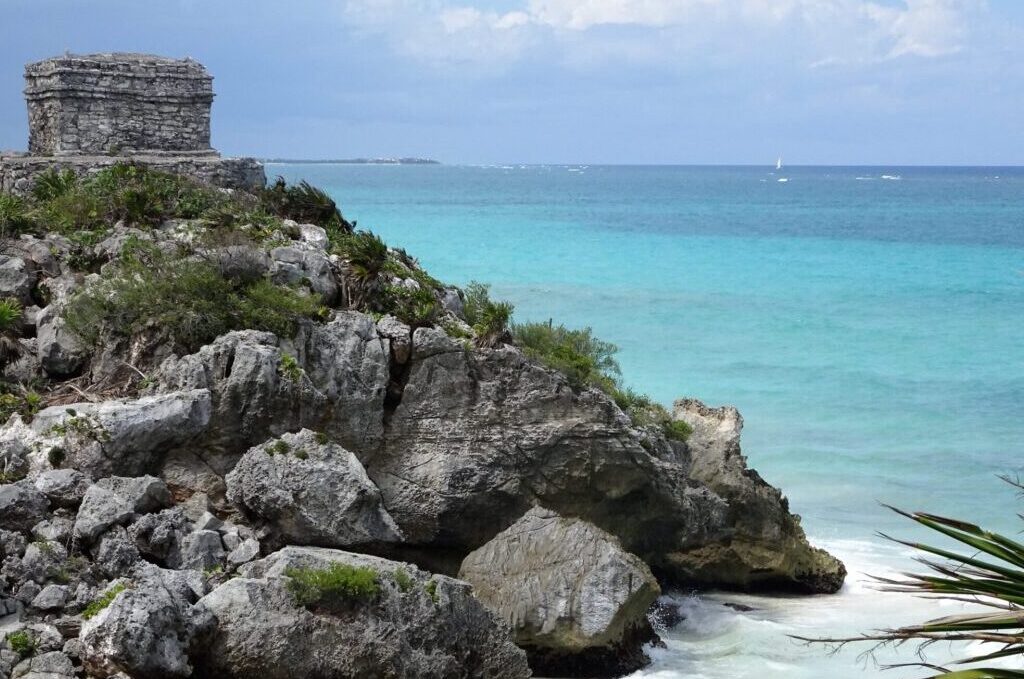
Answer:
[[1, 0, 1022, 164]]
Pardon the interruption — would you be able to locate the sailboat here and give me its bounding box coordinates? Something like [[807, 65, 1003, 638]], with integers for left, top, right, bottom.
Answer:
[[776, 156, 789, 182]]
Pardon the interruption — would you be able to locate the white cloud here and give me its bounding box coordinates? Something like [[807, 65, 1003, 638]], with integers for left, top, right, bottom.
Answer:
[[339, 0, 982, 69]]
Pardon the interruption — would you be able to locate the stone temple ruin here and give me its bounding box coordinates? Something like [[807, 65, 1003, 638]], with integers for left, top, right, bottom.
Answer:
[[0, 53, 265, 193]]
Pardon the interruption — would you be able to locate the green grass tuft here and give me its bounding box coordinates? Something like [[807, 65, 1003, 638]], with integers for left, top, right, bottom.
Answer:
[[393, 567, 414, 593], [285, 563, 379, 610], [82, 582, 128, 620], [5, 630, 34, 658]]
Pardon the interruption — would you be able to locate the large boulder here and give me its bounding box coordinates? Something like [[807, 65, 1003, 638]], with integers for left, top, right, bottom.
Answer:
[[35, 305, 88, 378], [194, 546, 530, 679], [79, 569, 213, 679], [225, 429, 401, 549], [459, 507, 660, 677], [0, 483, 49, 533], [29, 390, 212, 478], [370, 327, 728, 564], [668, 399, 846, 593], [157, 313, 388, 457], [269, 243, 338, 305], [73, 476, 171, 544]]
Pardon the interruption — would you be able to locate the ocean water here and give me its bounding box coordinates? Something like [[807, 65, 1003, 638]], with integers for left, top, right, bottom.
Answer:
[[271, 163, 1024, 677]]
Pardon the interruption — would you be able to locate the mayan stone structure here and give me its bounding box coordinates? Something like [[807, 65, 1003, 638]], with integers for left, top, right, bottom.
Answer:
[[1, 52, 264, 193]]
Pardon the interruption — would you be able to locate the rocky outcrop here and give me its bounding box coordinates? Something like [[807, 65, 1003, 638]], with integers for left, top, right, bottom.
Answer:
[[79, 568, 213, 679], [29, 390, 212, 479], [668, 399, 846, 593], [73, 476, 171, 544], [371, 327, 728, 569], [157, 313, 389, 456], [459, 507, 660, 677], [225, 429, 402, 549], [194, 546, 531, 679]]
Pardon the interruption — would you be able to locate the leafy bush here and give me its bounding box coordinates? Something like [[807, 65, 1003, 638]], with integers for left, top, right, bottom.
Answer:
[[5, 630, 34, 658], [285, 563, 379, 610], [65, 240, 322, 352], [379, 284, 439, 327], [462, 282, 514, 347], [0, 194, 34, 238], [82, 582, 128, 620], [612, 388, 692, 441], [512, 320, 620, 392]]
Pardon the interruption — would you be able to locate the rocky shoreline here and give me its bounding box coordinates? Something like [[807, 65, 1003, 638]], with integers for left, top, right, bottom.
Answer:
[[0, 160, 845, 678]]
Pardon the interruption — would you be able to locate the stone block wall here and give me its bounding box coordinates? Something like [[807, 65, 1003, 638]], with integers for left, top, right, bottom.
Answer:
[[25, 53, 214, 156]]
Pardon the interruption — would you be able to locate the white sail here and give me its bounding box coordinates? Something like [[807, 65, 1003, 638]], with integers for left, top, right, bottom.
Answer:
[[776, 156, 783, 171]]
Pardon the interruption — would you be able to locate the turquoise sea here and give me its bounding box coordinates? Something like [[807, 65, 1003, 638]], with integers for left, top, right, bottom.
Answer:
[[273, 163, 1024, 678]]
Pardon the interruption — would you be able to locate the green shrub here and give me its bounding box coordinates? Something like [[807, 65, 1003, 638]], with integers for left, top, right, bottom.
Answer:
[[285, 563, 379, 610], [379, 284, 439, 327], [82, 582, 127, 620], [47, 445, 65, 467], [278, 354, 303, 381], [314, 431, 329, 445], [65, 240, 322, 352], [0, 194, 34, 238], [512, 320, 620, 392], [612, 387, 692, 441], [393, 568, 414, 593], [5, 630, 34, 658]]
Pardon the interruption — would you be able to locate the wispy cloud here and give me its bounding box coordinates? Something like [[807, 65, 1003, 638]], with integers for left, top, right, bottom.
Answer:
[[339, 0, 981, 69]]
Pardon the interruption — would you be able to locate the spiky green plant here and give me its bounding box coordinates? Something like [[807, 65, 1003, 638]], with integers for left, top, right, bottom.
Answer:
[[804, 480, 1024, 677], [0, 299, 23, 371], [0, 194, 34, 238], [30, 168, 78, 202], [461, 282, 514, 348], [260, 178, 351, 235]]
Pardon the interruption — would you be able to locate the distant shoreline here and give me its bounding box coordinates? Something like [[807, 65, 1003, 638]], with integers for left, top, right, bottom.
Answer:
[[262, 157, 440, 165]]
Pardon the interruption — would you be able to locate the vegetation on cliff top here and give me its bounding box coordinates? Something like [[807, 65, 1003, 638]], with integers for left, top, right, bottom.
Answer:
[[1, 163, 689, 441]]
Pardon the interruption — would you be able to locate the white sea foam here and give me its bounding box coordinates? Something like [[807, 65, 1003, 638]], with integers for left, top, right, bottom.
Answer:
[[633, 537, 1013, 678]]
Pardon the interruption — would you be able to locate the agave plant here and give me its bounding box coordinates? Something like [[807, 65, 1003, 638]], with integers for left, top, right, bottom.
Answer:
[[806, 480, 1024, 677]]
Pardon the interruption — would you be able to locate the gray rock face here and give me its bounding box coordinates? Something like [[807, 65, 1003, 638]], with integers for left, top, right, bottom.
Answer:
[[73, 476, 171, 544], [0, 484, 49, 532], [35, 305, 87, 378], [30, 585, 69, 612], [10, 650, 76, 679], [0, 256, 33, 306], [225, 429, 401, 549], [30, 390, 212, 478], [158, 313, 388, 457], [372, 329, 727, 563], [195, 546, 530, 679], [460, 507, 660, 676], [669, 399, 847, 593], [79, 570, 213, 679], [33, 470, 89, 508], [269, 243, 338, 304]]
